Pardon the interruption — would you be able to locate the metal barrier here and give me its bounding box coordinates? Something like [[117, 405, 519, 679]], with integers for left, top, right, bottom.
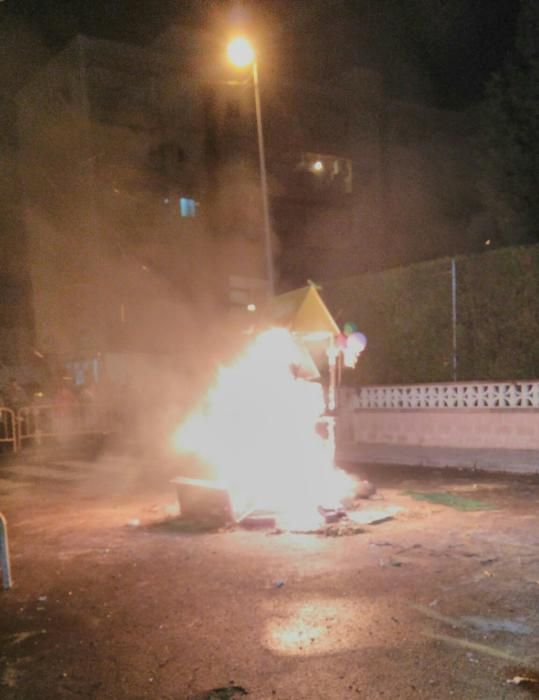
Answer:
[[0, 407, 17, 453], [0, 402, 115, 451], [17, 403, 107, 448], [0, 513, 12, 590]]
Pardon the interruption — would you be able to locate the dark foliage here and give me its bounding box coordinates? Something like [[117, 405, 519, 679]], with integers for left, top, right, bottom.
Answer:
[[324, 244, 539, 385]]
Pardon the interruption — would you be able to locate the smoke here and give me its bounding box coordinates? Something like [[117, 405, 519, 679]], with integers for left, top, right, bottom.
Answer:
[[0, 16, 49, 366], [230, 1, 482, 282], [9, 24, 273, 474], [3, 4, 484, 482]]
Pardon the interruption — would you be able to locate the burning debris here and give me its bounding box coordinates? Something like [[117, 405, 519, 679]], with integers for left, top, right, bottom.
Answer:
[[293, 521, 366, 537], [170, 475, 396, 536], [171, 286, 369, 533]]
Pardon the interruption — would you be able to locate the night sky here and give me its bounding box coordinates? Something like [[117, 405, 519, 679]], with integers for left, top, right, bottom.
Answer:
[[1, 0, 522, 108]]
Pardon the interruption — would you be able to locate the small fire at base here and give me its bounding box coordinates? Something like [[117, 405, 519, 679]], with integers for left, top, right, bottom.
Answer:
[[169, 468, 378, 535], [171, 474, 378, 534]]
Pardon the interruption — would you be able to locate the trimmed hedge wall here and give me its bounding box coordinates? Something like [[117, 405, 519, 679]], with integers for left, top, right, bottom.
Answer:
[[323, 244, 539, 385]]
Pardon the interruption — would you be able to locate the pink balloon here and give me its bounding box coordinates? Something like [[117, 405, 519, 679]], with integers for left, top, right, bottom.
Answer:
[[336, 333, 348, 349]]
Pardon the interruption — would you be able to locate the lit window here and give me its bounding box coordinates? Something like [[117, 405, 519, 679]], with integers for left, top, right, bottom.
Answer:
[[298, 153, 353, 193], [179, 197, 197, 217]]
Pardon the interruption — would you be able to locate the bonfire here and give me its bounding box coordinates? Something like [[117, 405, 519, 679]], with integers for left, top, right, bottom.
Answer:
[[171, 286, 367, 531]]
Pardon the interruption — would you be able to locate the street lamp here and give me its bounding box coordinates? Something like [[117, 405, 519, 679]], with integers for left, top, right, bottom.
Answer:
[[227, 37, 275, 298]]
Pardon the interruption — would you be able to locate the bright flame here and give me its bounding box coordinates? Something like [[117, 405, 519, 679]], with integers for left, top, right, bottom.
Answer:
[[227, 37, 255, 68], [172, 328, 353, 527]]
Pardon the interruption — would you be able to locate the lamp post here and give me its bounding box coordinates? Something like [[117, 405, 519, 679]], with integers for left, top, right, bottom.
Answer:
[[227, 37, 274, 298]]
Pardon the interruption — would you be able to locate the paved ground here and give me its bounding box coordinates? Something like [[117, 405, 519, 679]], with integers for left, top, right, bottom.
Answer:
[[1, 451, 539, 699]]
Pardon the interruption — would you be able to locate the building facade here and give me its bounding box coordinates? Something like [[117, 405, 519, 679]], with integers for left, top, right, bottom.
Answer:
[[17, 34, 226, 359], [16, 28, 475, 363]]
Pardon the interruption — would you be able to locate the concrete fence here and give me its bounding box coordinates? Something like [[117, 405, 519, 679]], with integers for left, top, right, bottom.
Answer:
[[337, 382, 539, 469]]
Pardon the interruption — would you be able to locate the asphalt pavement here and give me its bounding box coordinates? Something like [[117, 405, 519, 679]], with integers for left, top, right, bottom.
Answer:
[[1, 454, 539, 699]]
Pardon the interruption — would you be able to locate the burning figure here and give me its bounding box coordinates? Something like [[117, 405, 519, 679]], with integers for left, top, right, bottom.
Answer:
[[172, 326, 356, 529], [172, 285, 368, 529]]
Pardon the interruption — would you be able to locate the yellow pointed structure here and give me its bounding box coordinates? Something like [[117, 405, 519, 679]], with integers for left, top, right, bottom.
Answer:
[[270, 285, 340, 338]]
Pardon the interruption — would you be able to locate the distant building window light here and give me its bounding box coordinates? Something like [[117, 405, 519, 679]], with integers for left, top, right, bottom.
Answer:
[[299, 152, 353, 194], [179, 197, 197, 217]]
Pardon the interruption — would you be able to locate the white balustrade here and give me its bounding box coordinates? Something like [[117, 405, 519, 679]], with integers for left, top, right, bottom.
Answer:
[[342, 381, 539, 410]]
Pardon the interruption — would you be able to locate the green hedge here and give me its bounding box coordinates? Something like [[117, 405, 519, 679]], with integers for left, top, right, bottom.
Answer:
[[323, 244, 539, 385]]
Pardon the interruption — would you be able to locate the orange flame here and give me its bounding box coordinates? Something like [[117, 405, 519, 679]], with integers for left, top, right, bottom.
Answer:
[[172, 328, 353, 528]]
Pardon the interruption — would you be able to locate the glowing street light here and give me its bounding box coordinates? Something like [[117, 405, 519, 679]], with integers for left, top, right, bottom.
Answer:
[[227, 37, 255, 69], [312, 160, 324, 173], [227, 37, 274, 297]]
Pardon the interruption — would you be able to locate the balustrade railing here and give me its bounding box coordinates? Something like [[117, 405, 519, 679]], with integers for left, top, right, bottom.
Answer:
[[342, 381, 539, 410]]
